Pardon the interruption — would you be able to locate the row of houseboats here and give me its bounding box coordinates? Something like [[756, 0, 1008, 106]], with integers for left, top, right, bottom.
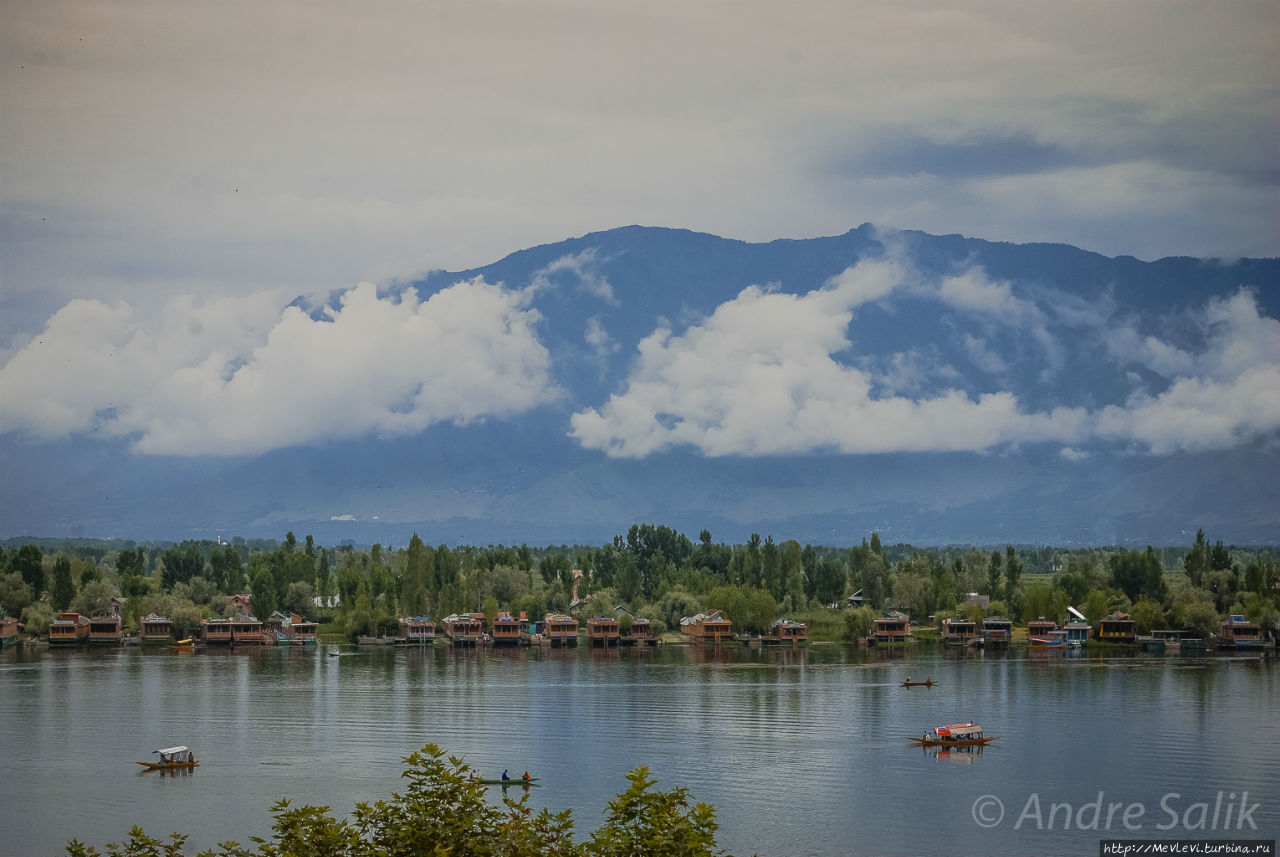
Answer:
[[927, 611, 1267, 652]]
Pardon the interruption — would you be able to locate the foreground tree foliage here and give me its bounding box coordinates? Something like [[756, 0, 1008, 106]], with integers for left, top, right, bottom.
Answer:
[[65, 745, 728, 857]]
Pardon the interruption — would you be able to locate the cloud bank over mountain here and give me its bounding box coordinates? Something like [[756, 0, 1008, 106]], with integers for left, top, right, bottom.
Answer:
[[0, 278, 554, 455], [0, 226, 1276, 545]]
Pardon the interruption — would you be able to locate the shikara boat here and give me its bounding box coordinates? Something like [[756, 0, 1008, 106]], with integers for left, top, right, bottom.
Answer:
[[169, 638, 195, 650], [474, 777, 539, 786], [138, 746, 199, 770], [907, 722, 998, 747], [1028, 636, 1066, 650], [900, 678, 936, 687]]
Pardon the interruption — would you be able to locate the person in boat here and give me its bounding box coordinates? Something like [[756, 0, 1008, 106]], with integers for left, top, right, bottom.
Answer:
[[522, 771, 530, 781], [501, 769, 510, 782]]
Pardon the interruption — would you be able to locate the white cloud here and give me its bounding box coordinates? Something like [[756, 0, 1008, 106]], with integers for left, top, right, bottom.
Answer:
[[1095, 288, 1280, 453], [0, 278, 556, 455], [962, 334, 1009, 376], [530, 249, 616, 303], [584, 316, 620, 361], [569, 257, 1090, 457]]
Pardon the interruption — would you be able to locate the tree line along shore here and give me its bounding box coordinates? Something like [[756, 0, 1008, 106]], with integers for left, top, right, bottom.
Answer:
[[2, 526, 1277, 649]]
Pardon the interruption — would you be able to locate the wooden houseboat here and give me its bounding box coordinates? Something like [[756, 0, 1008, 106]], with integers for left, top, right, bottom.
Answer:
[[0, 613, 18, 648], [544, 613, 579, 646], [941, 617, 978, 647], [873, 615, 910, 645], [587, 616, 621, 646], [1063, 621, 1090, 647], [229, 615, 264, 645], [278, 612, 317, 645], [201, 617, 234, 646], [1097, 611, 1137, 644], [49, 612, 91, 646], [770, 618, 807, 644], [1027, 618, 1058, 639], [981, 617, 1012, 648], [622, 617, 656, 646], [398, 616, 436, 646], [88, 613, 123, 645], [680, 611, 733, 643], [491, 612, 523, 647], [1217, 615, 1263, 649], [139, 613, 174, 646], [443, 613, 484, 646]]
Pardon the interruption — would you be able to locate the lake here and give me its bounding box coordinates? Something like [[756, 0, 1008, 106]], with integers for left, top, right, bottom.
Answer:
[[1, 642, 1276, 856]]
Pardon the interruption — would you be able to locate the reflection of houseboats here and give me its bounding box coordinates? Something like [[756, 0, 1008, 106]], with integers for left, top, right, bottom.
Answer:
[[398, 616, 436, 646], [544, 613, 579, 646], [941, 618, 978, 648], [907, 722, 998, 747], [1217, 615, 1264, 649], [981, 617, 1012, 648], [491, 612, 523, 647], [587, 616, 620, 646], [872, 615, 911, 645], [1097, 611, 1137, 644], [443, 614, 485, 646], [139, 614, 174, 646], [49, 612, 91, 646], [88, 613, 123, 646], [680, 611, 733, 643]]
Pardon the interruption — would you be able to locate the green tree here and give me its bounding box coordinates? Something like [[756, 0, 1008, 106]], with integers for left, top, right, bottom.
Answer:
[[843, 606, 876, 641], [0, 571, 34, 614], [72, 580, 116, 617], [1184, 529, 1211, 588], [1004, 546, 1022, 595], [588, 767, 719, 857], [986, 551, 1002, 602], [12, 544, 44, 595], [51, 556, 75, 611]]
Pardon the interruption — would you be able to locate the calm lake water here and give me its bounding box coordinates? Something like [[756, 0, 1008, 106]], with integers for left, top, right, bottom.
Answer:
[[1, 642, 1276, 856]]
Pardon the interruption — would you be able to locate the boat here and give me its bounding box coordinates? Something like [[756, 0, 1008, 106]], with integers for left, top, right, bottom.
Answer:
[[900, 678, 936, 687], [906, 722, 998, 747], [169, 638, 195, 650], [474, 777, 539, 787], [137, 746, 199, 770], [1028, 636, 1066, 650]]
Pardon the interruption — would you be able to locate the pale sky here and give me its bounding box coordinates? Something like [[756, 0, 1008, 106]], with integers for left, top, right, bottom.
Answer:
[[1, 1, 1278, 463]]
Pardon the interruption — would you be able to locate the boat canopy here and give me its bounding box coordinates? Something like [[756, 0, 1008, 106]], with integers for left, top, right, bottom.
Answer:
[[934, 723, 983, 738], [155, 746, 189, 755]]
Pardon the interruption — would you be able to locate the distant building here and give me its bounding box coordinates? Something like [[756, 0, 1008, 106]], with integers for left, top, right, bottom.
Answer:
[[961, 593, 990, 609]]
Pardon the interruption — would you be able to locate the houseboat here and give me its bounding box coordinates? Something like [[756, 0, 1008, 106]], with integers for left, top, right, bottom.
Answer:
[[398, 616, 436, 646], [276, 612, 318, 645], [982, 617, 1012, 648], [1027, 618, 1058, 639], [1097, 611, 1137, 644], [622, 616, 656, 646], [544, 613, 579, 646], [49, 612, 91, 646], [88, 613, 123, 646], [139, 614, 174, 646], [201, 618, 234, 646], [491, 612, 523, 647], [0, 613, 18, 648], [770, 618, 807, 645], [1217, 615, 1264, 649], [680, 611, 733, 643], [443, 613, 484, 646], [587, 616, 621, 646], [941, 617, 978, 647], [1063, 620, 1090, 647], [231, 614, 265, 646], [873, 615, 911, 645]]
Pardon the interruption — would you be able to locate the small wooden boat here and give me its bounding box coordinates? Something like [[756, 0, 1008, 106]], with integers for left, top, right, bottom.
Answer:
[[169, 638, 195, 650], [473, 777, 539, 786], [1028, 636, 1066, 650], [138, 746, 199, 770], [900, 678, 936, 687], [907, 722, 998, 747]]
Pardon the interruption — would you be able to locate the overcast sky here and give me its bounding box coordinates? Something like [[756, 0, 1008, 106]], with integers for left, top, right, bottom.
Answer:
[[1, 1, 1277, 462]]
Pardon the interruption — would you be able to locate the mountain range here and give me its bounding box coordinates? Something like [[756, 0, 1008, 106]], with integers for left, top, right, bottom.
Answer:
[[2, 225, 1277, 547]]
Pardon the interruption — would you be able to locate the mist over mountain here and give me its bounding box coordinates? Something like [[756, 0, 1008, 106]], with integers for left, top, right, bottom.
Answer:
[[2, 225, 1277, 547]]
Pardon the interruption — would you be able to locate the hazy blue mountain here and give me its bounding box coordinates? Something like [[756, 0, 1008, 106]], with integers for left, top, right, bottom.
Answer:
[[4, 226, 1277, 547]]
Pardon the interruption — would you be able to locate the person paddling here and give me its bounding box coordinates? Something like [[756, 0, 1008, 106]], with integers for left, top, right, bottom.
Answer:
[[501, 769, 510, 782]]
